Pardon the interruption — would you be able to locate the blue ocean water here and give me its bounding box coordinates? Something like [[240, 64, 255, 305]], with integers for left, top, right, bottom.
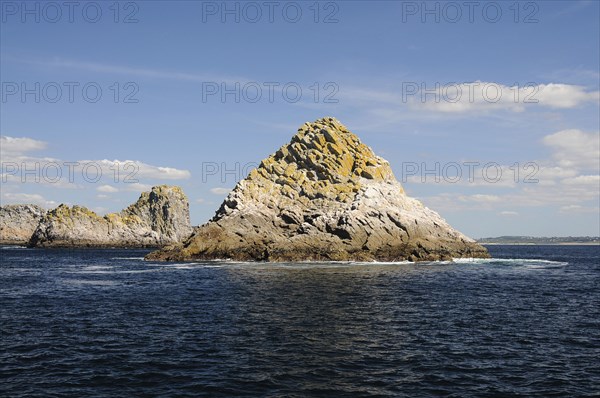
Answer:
[[1, 245, 599, 397]]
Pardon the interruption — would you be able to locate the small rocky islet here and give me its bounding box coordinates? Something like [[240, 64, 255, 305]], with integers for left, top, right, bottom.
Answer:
[[0, 204, 46, 245], [0, 185, 192, 248], [147, 117, 489, 262]]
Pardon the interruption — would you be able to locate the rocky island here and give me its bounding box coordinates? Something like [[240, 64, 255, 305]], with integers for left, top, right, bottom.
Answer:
[[148, 117, 489, 262], [0, 204, 46, 245], [1, 185, 192, 248], [27, 185, 192, 248]]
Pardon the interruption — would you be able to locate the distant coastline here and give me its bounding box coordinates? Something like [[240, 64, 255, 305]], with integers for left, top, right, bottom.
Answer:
[[477, 236, 600, 245]]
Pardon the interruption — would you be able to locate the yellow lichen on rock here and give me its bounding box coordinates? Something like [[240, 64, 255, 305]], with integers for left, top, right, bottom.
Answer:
[[231, 117, 396, 205]]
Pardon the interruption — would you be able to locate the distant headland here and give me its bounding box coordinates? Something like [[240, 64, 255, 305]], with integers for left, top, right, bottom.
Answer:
[[477, 236, 599, 245]]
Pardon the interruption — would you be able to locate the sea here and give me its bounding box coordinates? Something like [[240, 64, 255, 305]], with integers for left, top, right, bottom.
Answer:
[[1, 245, 598, 397]]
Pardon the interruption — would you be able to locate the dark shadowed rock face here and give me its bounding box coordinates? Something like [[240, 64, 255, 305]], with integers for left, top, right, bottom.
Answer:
[[147, 117, 489, 262], [0, 205, 46, 244], [28, 185, 193, 248]]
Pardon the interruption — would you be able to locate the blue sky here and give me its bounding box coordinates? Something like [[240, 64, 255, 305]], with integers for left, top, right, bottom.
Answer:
[[1, 0, 599, 237]]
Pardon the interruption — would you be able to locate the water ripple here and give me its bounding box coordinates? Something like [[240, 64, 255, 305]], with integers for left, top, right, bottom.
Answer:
[[1, 245, 599, 397]]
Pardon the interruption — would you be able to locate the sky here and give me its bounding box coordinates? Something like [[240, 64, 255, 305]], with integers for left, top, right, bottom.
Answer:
[[1, 0, 599, 238]]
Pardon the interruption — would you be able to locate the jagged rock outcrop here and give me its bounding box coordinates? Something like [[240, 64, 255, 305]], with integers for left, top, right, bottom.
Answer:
[[148, 117, 489, 262], [28, 185, 193, 248], [0, 204, 46, 244]]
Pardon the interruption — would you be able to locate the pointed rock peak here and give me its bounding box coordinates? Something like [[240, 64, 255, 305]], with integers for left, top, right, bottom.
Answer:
[[212, 117, 403, 221], [134, 185, 186, 201], [123, 185, 187, 212], [150, 185, 186, 196], [262, 116, 395, 183]]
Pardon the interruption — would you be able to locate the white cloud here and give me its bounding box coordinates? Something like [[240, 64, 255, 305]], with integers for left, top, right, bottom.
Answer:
[[562, 175, 600, 186], [210, 187, 231, 195], [0, 137, 191, 194], [560, 205, 583, 212], [337, 82, 598, 120], [97, 185, 119, 193], [92, 160, 191, 180], [458, 194, 501, 203], [0, 136, 47, 155], [500, 211, 519, 216], [543, 129, 600, 169], [422, 176, 600, 213], [538, 166, 579, 180], [1, 192, 56, 208], [416, 83, 598, 114], [403, 163, 520, 188], [535, 83, 599, 108], [1, 137, 191, 184], [420, 193, 506, 212], [559, 205, 600, 214]]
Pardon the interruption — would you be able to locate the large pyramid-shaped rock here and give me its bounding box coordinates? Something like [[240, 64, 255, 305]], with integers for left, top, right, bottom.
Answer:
[[148, 118, 489, 262]]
